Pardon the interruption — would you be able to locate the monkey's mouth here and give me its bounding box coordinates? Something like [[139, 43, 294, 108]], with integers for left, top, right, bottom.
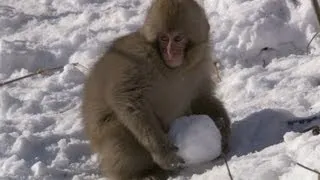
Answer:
[[163, 55, 183, 68], [161, 48, 184, 69]]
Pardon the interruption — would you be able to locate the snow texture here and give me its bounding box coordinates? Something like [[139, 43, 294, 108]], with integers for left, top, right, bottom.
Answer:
[[1, 0, 320, 179], [169, 115, 221, 166]]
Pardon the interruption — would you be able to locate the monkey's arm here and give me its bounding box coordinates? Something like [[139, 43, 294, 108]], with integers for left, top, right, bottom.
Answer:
[[191, 83, 231, 153], [109, 66, 184, 169]]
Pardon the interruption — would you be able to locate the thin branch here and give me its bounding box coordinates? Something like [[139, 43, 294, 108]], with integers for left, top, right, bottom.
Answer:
[[0, 65, 64, 87], [222, 153, 234, 180], [303, 125, 320, 135], [287, 115, 320, 126], [306, 0, 320, 54], [0, 63, 88, 88], [296, 162, 320, 175], [71, 62, 89, 71], [306, 32, 320, 54]]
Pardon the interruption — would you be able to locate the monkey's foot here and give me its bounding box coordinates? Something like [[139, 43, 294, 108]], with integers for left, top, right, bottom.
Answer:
[[140, 173, 167, 180], [139, 166, 174, 180]]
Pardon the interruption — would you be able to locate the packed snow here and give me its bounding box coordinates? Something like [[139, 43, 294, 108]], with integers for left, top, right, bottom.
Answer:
[[1, 0, 320, 179], [169, 115, 222, 166]]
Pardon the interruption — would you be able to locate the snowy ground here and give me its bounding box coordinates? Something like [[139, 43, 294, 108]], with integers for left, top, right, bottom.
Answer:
[[1, 0, 320, 179]]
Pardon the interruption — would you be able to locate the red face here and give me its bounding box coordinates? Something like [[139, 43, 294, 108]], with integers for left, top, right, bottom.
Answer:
[[158, 32, 188, 68]]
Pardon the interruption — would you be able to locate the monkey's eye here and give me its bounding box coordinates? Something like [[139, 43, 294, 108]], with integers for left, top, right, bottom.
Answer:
[[174, 35, 184, 43], [159, 34, 169, 42]]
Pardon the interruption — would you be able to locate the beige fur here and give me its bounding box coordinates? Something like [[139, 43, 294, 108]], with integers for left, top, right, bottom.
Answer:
[[82, 0, 231, 179]]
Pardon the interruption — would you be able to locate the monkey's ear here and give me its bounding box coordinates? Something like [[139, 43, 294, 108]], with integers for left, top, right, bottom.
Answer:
[[179, 0, 210, 43], [193, 0, 204, 7], [140, 21, 159, 42], [140, 0, 167, 42]]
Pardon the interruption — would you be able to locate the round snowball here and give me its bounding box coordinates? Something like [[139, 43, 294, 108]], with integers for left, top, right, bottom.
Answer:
[[168, 115, 222, 165]]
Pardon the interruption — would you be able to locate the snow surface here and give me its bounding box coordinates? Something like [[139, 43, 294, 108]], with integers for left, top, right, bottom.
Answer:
[[169, 115, 221, 166], [1, 0, 320, 179]]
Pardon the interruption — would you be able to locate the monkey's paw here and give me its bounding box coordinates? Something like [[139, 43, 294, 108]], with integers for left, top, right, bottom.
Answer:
[[222, 141, 230, 154], [153, 151, 185, 170]]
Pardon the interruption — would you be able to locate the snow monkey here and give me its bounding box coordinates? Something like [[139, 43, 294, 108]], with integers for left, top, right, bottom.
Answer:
[[82, 0, 231, 179]]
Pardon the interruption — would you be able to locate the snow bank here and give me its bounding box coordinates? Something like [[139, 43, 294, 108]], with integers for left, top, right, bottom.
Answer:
[[219, 55, 320, 121], [205, 0, 319, 68]]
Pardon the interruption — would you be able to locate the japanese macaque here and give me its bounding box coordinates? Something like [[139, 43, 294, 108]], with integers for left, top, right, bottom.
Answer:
[[82, 0, 231, 179]]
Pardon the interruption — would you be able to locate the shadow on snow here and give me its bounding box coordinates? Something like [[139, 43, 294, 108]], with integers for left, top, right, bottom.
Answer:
[[181, 108, 318, 177]]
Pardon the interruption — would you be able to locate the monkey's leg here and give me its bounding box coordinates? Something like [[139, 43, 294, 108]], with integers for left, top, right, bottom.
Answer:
[[97, 119, 169, 180], [137, 166, 172, 180], [191, 95, 231, 153]]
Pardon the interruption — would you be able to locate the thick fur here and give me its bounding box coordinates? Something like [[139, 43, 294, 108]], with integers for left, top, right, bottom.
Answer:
[[82, 0, 231, 179]]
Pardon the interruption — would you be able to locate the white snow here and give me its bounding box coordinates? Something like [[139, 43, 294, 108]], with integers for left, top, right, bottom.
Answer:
[[169, 115, 222, 166], [1, 0, 320, 179]]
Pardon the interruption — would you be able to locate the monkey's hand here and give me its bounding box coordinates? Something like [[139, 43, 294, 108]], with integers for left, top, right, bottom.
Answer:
[[222, 140, 230, 154], [152, 144, 185, 170]]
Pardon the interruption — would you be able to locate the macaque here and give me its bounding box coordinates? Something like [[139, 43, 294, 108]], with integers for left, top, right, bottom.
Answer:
[[82, 0, 231, 179]]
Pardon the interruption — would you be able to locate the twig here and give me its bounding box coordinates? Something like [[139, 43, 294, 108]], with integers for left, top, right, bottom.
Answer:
[[0, 63, 88, 88], [296, 162, 320, 176], [71, 62, 89, 71], [303, 125, 320, 135], [287, 115, 320, 126], [0, 65, 65, 87], [306, 0, 320, 54], [306, 32, 320, 54], [222, 153, 234, 180]]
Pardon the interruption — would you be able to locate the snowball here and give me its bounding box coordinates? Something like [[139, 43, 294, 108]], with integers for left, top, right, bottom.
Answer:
[[169, 115, 222, 165]]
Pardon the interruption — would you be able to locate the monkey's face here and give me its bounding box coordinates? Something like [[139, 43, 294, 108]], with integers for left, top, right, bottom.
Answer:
[[158, 31, 188, 68]]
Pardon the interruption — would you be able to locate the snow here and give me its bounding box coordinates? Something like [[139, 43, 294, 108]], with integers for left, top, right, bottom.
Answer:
[[169, 115, 221, 166], [0, 0, 320, 179]]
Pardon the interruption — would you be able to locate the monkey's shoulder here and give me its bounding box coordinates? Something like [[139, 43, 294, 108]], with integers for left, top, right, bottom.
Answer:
[[111, 32, 156, 59], [113, 32, 146, 47], [104, 32, 159, 71]]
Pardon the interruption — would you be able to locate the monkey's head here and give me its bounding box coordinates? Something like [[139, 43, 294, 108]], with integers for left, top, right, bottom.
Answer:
[[141, 0, 210, 69]]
